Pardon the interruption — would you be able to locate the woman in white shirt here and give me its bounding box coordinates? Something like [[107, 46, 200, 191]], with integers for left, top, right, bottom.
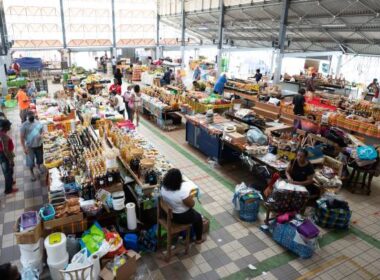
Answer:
[[110, 91, 125, 117], [160, 168, 205, 244]]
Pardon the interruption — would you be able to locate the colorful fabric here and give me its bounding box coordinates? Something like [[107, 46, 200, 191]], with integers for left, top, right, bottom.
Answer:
[[314, 199, 351, 229], [272, 222, 315, 259], [267, 181, 309, 212]]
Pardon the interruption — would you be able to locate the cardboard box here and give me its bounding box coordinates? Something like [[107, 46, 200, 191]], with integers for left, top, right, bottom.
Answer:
[[226, 132, 246, 145], [43, 212, 84, 230], [100, 251, 140, 280], [14, 218, 43, 244]]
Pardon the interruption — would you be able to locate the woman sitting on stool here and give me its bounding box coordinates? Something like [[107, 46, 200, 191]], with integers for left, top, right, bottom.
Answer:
[[160, 168, 205, 244], [286, 149, 318, 196]]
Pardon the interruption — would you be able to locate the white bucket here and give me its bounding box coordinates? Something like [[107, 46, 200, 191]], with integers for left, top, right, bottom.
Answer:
[[19, 238, 43, 261], [47, 252, 69, 280], [44, 233, 68, 264], [112, 191, 125, 211]]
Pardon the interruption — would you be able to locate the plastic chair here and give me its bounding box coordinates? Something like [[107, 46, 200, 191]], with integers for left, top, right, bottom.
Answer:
[[59, 263, 93, 280], [157, 198, 191, 262]]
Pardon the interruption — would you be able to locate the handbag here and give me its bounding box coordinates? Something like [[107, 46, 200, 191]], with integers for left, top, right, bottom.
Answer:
[[297, 219, 320, 239]]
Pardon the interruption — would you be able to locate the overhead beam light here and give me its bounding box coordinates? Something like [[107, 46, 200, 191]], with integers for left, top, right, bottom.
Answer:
[[321, 24, 346, 27]]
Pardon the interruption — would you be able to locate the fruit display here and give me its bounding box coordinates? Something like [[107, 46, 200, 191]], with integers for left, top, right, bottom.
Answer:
[[227, 80, 260, 92], [85, 74, 102, 84]]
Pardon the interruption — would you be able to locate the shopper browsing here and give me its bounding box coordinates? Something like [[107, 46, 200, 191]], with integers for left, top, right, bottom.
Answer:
[[161, 68, 172, 85], [27, 80, 37, 104], [292, 88, 306, 116], [254, 69, 263, 82], [123, 85, 134, 121], [160, 168, 205, 244], [193, 65, 201, 81], [213, 73, 227, 95], [0, 119, 18, 194], [306, 72, 317, 93], [109, 79, 121, 95], [367, 78, 379, 101], [128, 85, 142, 126], [114, 68, 123, 86], [110, 91, 126, 117], [111, 56, 117, 74], [20, 111, 45, 182], [16, 85, 31, 122]]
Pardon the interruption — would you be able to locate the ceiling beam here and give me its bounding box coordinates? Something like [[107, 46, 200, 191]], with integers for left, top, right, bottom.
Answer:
[[226, 36, 380, 45]]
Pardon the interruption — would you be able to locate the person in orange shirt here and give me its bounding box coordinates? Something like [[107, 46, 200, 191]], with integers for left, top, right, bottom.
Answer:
[[16, 85, 30, 122]]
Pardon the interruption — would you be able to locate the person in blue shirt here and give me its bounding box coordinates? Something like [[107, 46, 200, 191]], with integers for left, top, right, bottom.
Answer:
[[27, 81, 37, 104], [213, 73, 227, 95], [193, 66, 201, 81]]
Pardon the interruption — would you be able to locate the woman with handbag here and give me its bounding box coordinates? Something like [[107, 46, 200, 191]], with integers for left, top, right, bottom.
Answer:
[[0, 119, 18, 194]]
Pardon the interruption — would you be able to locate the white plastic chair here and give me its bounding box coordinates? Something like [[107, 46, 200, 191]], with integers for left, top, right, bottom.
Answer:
[[59, 262, 94, 280]]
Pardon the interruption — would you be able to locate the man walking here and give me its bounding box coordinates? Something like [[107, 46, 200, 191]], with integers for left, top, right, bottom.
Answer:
[[16, 85, 30, 122], [20, 111, 44, 181]]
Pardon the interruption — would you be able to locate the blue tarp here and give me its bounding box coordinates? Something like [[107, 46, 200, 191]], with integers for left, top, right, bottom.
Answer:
[[15, 57, 43, 71]]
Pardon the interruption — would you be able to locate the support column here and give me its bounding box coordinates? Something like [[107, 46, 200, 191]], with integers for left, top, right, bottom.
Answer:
[[335, 54, 343, 78], [216, 0, 225, 77], [111, 0, 116, 49], [0, 0, 10, 97], [156, 11, 160, 59], [59, 0, 67, 49], [180, 0, 186, 69], [269, 49, 275, 76], [273, 0, 290, 84]]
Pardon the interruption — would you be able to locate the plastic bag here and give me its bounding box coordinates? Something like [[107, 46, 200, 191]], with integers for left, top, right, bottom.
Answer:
[[21, 266, 39, 280], [357, 145, 378, 161], [80, 222, 106, 255], [247, 127, 268, 145]]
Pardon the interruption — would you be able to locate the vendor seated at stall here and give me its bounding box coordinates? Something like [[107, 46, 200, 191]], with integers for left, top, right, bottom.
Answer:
[[213, 73, 227, 95], [88, 81, 96, 95], [367, 78, 379, 100], [161, 68, 172, 86], [161, 168, 205, 244], [286, 149, 318, 196], [109, 79, 121, 95]]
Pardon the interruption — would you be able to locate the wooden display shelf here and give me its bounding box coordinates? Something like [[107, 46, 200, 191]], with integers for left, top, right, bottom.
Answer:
[[105, 137, 156, 191]]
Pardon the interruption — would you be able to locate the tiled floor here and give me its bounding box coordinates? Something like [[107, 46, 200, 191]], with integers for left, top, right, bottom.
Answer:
[[1, 81, 380, 279]]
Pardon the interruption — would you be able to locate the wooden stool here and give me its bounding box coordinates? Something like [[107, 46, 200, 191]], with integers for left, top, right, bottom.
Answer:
[[157, 198, 191, 262], [348, 163, 377, 195]]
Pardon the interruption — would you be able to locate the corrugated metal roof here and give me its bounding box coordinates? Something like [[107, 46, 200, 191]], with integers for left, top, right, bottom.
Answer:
[[160, 0, 380, 55]]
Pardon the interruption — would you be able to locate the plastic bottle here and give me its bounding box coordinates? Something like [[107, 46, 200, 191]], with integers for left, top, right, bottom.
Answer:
[[152, 187, 160, 207]]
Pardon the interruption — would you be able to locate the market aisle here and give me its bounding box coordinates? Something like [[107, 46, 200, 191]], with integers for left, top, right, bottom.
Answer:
[[1, 79, 379, 279], [0, 106, 48, 266], [136, 117, 380, 280]]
